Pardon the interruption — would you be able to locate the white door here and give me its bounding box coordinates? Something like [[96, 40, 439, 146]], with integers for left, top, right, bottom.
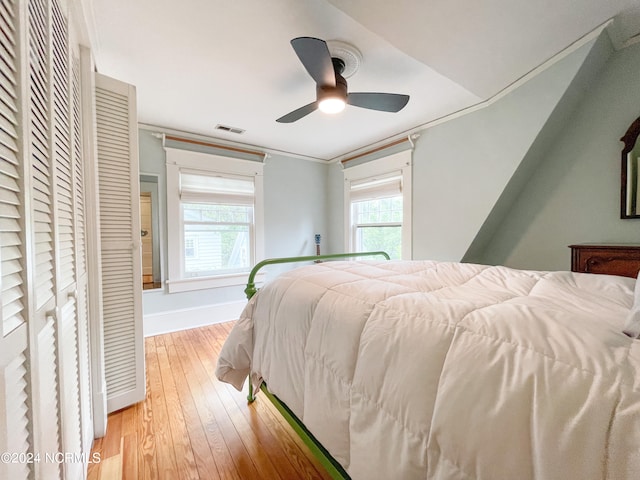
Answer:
[[0, 1, 33, 477], [140, 192, 154, 283], [0, 1, 95, 479], [94, 73, 145, 413]]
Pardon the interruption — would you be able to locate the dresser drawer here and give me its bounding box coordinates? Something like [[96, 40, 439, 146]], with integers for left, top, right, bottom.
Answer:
[[570, 244, 640, 278]]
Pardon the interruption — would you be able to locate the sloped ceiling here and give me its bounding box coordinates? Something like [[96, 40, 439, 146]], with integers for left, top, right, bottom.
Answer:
[[85, 0, 640, 161], [327, 0, 640, 97]]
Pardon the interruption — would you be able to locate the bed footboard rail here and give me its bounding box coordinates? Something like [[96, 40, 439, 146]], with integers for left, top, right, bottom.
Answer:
[[241, 252, 388, 480], [244, 251, 390, 300]]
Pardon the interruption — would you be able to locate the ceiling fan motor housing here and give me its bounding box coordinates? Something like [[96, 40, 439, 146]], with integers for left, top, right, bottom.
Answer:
[[317, 70, 348, 103]]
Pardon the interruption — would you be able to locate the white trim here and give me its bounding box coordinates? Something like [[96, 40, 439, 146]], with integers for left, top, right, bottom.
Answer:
[[165, 272, 265, 293], [164, 145, 266, 173], [143, 301, 246, 337], [343, 150, 411, 176], [140, 122, 328, 164]]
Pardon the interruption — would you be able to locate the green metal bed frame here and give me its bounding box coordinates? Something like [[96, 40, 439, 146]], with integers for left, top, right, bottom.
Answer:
[[243, 251, 390, 480]]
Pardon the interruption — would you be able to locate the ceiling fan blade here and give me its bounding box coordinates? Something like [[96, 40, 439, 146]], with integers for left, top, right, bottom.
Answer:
[[290, 37, 336, 87], [347, 92, 410, 112], [276, 101, 318, 123]]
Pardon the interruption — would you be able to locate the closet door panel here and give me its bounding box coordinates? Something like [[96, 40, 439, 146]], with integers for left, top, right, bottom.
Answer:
[[29, 0, 55, 311], [76, 281, 92, 453], [95, 73, 144, 413], [1, 0, 94, 478], [0, 345, 30, 480], [52, 0, 74, 292], [71, 48, 93, 456], [36, 318, 62, 480], [0, 1, 31, 479], [0, 0, 24, 336], [51, 2, 84, 478], [59, 296, 83, 480], [27, 1, 62, 476]]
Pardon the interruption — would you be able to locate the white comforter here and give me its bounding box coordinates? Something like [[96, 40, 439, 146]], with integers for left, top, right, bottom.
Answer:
[[216, 260, 640, 479]]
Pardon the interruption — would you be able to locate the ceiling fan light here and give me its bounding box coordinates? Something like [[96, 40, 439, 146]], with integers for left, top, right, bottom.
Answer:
[[318, 97, 346, 114]]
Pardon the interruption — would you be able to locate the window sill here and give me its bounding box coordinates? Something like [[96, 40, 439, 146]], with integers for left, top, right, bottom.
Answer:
[[166, 271, 265, 293]]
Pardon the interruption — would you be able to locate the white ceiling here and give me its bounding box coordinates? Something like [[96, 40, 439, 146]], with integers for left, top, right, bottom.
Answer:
[[85, 0, 640, 161]]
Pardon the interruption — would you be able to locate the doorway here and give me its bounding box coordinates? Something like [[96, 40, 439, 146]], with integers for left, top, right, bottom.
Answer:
[[140, 175, 162, 289]]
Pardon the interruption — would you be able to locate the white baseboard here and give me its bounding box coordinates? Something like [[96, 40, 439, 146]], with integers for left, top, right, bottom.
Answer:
[[143, 301, 246, 337]]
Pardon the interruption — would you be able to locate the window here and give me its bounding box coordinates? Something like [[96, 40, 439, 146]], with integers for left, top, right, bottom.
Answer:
[[351, 176, 403, 259], [344, 150, 412, 260], [166, 147, 264, 292], [184, 237, 197, 259], [180, 173, 254, 277]]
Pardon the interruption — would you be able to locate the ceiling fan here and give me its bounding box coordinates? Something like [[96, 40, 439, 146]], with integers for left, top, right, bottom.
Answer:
[[276, 37, 410, 123]]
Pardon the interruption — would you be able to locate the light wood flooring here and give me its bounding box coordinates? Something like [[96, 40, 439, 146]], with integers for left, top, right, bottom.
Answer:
[[87, 321, 333, 480]]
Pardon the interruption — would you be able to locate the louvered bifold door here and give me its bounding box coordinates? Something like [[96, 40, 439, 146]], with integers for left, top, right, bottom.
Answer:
[[2, 1, 93, 479], [94, 73, 145, 413], [0, 1, 32, 480], [27, 0, 63, 479], [51, 1, 84, 479], [71, 48, 94, 460]]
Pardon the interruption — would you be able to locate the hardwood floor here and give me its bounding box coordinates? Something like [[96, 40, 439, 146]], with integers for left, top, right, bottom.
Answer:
[[88, 322, 334, 480]]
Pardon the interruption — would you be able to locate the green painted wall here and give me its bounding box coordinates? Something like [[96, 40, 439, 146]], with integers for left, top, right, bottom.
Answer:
[[410, 36, 603, 262], [472, 40, 640, 270], [327, 31, 640, 271], [138, 130, 329, 316]]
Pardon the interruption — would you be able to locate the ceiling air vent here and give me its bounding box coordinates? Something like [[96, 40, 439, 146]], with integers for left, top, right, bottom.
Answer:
[[214, 124, 245, 135]]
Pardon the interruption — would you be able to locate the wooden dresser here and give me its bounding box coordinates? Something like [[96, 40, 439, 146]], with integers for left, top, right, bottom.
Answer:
[[569, 244, 640, 278]]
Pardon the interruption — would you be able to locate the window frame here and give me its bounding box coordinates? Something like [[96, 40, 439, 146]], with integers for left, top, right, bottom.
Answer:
[[165, 147, 264, 293], [343, 150, 412, 259]]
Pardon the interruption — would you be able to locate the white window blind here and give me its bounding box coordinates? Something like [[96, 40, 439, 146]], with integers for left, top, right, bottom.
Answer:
[[349, 172, 402, 202], [180, 171, 254, 204]]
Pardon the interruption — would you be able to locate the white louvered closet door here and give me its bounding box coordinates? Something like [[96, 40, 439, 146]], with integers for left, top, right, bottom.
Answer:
[[71, 48, 94, 461], [94, 73, 145, 413], [1, 0, 94, 479], [27, 0, 63, 478], [51, 1, 84, 479], [0, 1, 31, 479]]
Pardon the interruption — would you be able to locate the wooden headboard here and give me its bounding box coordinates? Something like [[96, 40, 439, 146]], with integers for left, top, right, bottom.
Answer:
[[570, 244, 640, 278]]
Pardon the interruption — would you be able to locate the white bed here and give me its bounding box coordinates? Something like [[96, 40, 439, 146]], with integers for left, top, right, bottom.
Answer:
[[216, 260, 640, 479]]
